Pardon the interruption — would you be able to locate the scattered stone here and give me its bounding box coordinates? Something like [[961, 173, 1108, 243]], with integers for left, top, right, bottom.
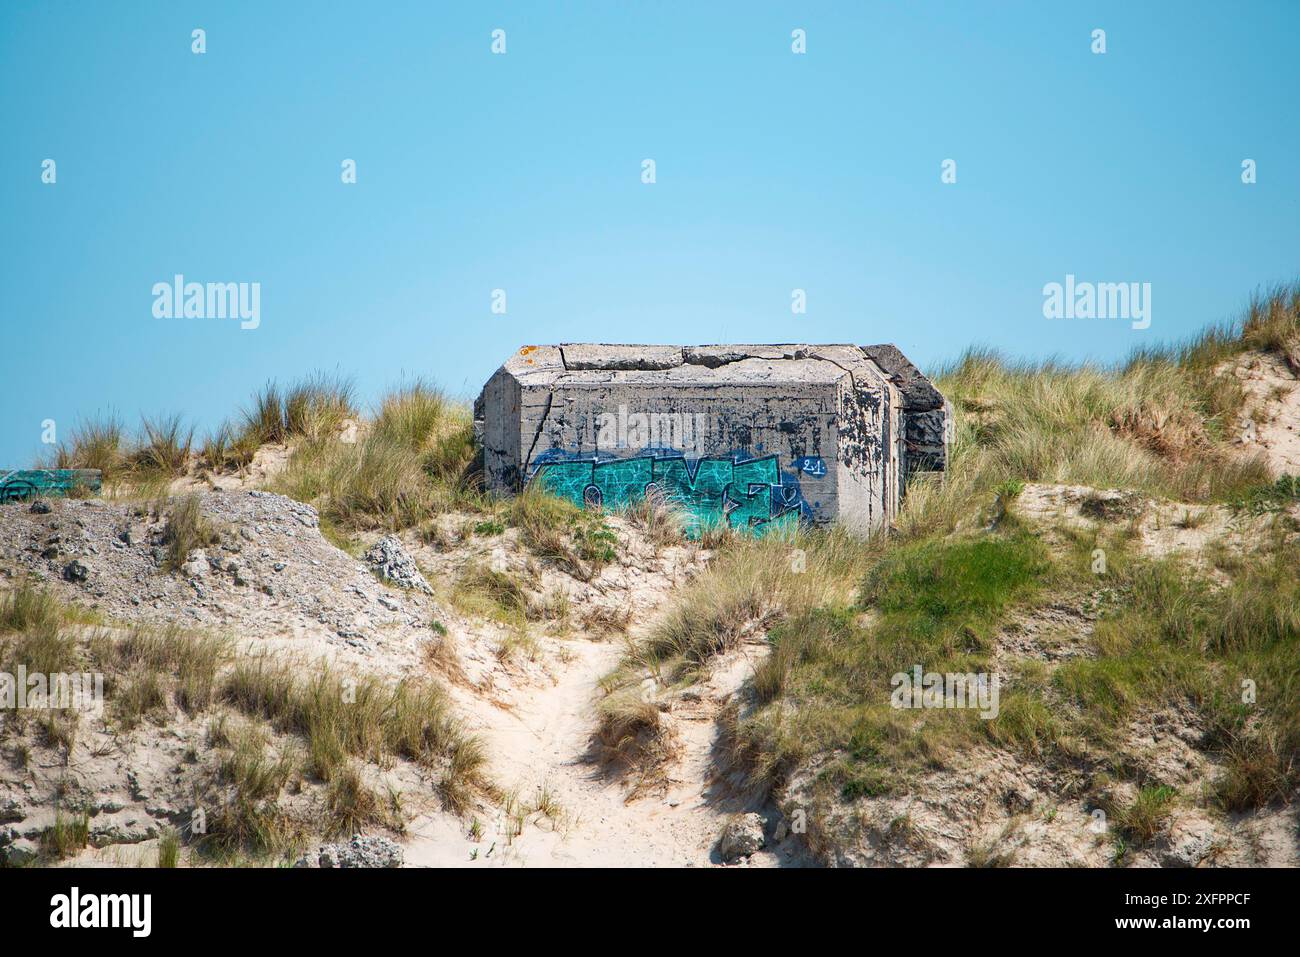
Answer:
[[30, 499, 52, 515], [62, 559, 89, 583], [226, 559, 250, 586], [0, 798, 25, 825], [1161, 815, 1220, 867], [180, 548, 208, 579], [90, 814, 159, 848], [294, 834, 403, 868], [363, 536, 432, 594], [2, 838, 39, 865], [718, 813, 766, 863], [1003, 783, 1037, 814]]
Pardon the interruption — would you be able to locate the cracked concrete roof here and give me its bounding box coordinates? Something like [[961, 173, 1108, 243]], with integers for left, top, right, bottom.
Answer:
[[500, 343, 944, 411]]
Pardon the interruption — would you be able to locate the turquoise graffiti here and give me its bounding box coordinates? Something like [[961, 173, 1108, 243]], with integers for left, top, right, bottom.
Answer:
[[529, 453, 807, 537], [0, 469, 102, 503]]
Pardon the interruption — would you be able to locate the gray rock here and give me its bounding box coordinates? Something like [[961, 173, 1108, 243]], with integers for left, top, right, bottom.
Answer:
[[62, 559, 89, 583], [363, 536, 432, 594], [294, 834, 404, 868], [180, 548, 208, 578], [718, 813, 766, 863], [0, 797, 26, 825], [30, 500, 52, 515], [90, 813, 159, 848], [2, 838, 38, 865], [1160, 817, 1219, 867], [225, 559, 250, 586]]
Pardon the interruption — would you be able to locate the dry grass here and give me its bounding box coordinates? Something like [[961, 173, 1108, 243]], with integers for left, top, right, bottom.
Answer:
[[271, 382, 477, 530], [638, 527, 866, 675], [608, 281, 1300, 840], [0, 587, 81, 680], [453, 562, 533, 621], [1168, 281, 1300, 371], [220, 654, 485, 810], [0, 583, 63, 636], [40, 807, 90, 860], [160, 493, 222, 572], [52, 415, 130, 480], [592, 682, 679, 795], [157, 828, 181, 867], [507, 487, 621, 580], [1112, 786, 1178, 845], [1, 587, 485, 860], [215, 718, 296, 801], [621, 488, 686, 551], [134, 413, 194, 477], [325, 763, 403, 837], [50, 412, 196, 482], [201, 715, 304, 858], [199, 420, 261, 471], [109, 623, 232, 714], [905, 348, 1272, 540]]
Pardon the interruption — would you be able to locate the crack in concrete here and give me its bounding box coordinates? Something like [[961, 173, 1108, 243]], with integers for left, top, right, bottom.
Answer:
[[522, 391, 555, 479]]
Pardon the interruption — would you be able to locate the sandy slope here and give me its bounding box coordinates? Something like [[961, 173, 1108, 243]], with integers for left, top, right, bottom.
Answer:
[[403, 533, 804, 867], [1225, 349, 1300, 474]]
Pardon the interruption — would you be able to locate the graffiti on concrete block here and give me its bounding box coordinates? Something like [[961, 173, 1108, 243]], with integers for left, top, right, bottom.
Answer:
[[0, 469, 102, 504], [529, 451, 811, 537], [790, 456, 827, 477]]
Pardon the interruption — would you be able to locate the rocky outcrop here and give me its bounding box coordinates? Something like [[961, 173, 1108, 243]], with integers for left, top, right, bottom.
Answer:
[[718, 813, 767, 863], [363, 535, 433, 594], [294, 834, 404, 868]]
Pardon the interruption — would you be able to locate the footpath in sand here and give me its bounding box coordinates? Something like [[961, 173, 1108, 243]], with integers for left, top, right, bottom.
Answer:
[[402, 520, 806, 867]]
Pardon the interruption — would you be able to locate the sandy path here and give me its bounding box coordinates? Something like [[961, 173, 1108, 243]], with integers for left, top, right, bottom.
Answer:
[[403, 632, 798, 867]]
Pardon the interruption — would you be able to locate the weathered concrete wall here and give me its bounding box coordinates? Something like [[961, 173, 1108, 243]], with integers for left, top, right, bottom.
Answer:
[[475, 344, 946, 537], [860, 344, 952, 479]]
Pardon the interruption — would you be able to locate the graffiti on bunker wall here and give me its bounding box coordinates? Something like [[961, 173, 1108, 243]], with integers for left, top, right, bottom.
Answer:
[[528, 451, 821, 537], [0, 469, 102, 504]]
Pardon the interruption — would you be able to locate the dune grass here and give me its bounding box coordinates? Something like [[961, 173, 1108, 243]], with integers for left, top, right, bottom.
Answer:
[[0, 584, 485, 860], [40, 807, 91, 860], [50, 412, 196, 483], [592, 284, 1300, 837], [159, 493, 222, 572], [219, 654, 485, 811], [52, 415, 131, 480], [505, 487, 621, 580], [270, 380, 478, 531], [49, 372, 358, 482]]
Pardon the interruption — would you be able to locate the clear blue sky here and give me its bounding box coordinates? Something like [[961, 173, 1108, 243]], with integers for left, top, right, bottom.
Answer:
[[3, 1, 1298, 465]]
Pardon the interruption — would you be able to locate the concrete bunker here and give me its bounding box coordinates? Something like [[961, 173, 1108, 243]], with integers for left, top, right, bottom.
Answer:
[[474, 344, 949, 537]]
